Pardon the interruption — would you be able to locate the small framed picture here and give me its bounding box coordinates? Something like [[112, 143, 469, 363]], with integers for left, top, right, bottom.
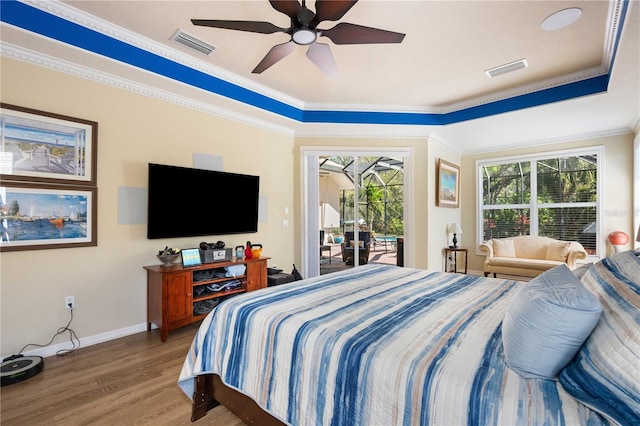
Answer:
[[436, 158, 460, 208], [0, 181, 97, 252], [0, 103, 98, 186], [181, 248, 202, 267]]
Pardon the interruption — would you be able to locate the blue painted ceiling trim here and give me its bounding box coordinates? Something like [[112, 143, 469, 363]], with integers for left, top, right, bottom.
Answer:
[[1, 0, 626, 127]]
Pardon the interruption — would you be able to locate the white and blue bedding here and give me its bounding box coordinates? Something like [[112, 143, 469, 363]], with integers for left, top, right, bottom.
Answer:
[[178, 261, 638, 425], [559, 250, 640, 425]]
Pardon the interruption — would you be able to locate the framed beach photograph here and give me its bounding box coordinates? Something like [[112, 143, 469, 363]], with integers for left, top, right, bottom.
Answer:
[[0, 181, 97, 252], [436, 158, 460, 208], [0, 103, 97, 185]]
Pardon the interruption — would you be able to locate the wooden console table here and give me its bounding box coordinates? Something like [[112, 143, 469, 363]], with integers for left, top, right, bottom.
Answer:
[[144, 257, 268, 341]]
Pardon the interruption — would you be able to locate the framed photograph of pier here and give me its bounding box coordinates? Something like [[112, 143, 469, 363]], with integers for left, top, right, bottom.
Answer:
[[0, 181, 97, 252], [0, 103, 97, 185], [436, 158, 460, 208]]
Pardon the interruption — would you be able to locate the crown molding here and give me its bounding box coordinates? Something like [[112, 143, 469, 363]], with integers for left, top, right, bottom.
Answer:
[[604, 0, 625, 70], [427, 133, 464, 155], [1, 42, 295, 137], [462, 127, 634, 156], [293, 122, 433, 140]]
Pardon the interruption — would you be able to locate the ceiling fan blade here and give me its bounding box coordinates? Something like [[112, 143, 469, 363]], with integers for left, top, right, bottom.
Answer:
[[314, 0, 358, 23], [252, 41, 295, 73], [321, 22, 405, 45], [306, 42, 338, 77], [269, 0, 301, 20], [191, 19, 285, 35]]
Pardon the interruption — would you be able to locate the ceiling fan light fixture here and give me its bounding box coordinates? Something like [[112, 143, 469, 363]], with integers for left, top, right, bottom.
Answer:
[[292, 28, 317, 45], [541, 8, 582, 31]]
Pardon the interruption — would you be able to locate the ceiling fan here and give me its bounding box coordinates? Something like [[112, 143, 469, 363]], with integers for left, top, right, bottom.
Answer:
[[191, 0, 405, 77]]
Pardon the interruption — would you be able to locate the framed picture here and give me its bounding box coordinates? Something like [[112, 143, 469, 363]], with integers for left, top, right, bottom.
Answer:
[[436, 158, 460, 208], [0, 181, 97, 252], [0, 103, 97, 185]]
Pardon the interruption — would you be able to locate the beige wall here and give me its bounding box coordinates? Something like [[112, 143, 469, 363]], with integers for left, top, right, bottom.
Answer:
[[1, 58, 295, 356], [426, 137, 462, 271], [462, 134, 636, 274]]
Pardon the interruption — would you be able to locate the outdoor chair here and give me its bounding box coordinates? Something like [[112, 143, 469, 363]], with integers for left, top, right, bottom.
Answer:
[[320, 230, 332, 263], [50, 152, 77, 174], [341, 231, 371, 265]]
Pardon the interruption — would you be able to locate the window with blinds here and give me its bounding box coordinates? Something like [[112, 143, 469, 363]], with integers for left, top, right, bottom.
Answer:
[[478, 148, 602, 256]]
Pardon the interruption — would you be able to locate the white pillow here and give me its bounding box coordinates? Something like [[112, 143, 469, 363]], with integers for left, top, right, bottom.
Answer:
[[546, 241, 571, 262], [502, 264, 602, 379], [493, 239, 516, 257]]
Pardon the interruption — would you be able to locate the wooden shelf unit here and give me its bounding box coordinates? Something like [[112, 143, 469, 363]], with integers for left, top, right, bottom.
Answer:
[[144, 256, 268, 341]]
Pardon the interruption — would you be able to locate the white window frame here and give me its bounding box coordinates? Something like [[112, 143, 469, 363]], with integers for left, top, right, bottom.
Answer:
[[476, 146, 604, 260]]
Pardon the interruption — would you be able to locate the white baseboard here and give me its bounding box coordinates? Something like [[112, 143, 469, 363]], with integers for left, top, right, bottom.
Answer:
[[16, 322, 157, 359]]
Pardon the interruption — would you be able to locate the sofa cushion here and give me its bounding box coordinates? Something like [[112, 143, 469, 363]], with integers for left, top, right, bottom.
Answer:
[[513, 236, 549, 260], [559, 251, 640, 425], [502, 264, 602, 379], [546, 240, 571, 261], [489, 257, 564, 270], [493, 238, 516, 257]]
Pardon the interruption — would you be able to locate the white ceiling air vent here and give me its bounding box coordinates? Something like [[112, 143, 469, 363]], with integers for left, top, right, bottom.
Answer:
[[170, 29, 215, 55], [485, 59, 528, 78]]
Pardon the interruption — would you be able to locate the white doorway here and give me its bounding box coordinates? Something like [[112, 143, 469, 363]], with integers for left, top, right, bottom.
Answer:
[[300, 147, 413, 278]]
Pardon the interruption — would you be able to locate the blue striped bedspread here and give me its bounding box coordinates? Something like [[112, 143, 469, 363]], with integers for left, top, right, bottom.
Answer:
[[178, 264, 608, 425]]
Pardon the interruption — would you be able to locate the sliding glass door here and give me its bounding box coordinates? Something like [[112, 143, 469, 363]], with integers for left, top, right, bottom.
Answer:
[[302, 148, 412, 279]]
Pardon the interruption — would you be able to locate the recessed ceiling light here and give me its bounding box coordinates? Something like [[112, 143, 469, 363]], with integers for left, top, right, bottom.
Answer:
[[541, 8, 582, 31]]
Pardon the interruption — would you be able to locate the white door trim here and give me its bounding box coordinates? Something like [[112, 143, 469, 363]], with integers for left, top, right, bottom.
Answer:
[[300, 146, 414, 278]]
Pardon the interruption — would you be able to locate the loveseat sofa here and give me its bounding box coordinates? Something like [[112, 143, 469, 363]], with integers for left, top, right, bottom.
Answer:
[[479, 235, 588, 278]]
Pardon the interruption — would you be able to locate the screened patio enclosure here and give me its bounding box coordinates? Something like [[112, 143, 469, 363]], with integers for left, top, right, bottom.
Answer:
[[318, 156, 404, 267]]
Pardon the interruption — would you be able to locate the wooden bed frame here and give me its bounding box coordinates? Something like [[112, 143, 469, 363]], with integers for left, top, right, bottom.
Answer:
[[191, 374, 286, 425]]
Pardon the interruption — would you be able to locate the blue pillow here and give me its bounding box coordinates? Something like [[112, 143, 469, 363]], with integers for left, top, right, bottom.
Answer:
[[502, 264, 602, 379]]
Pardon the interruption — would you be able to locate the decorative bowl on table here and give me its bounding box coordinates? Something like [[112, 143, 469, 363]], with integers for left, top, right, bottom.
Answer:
[[157, 253, 181, 264]]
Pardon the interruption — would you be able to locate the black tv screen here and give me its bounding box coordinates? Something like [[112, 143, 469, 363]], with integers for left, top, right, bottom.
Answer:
[[147, 163, 260, 239]]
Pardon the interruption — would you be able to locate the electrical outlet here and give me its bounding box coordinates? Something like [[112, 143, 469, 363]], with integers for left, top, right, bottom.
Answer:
[[65, 295, 75, 310]]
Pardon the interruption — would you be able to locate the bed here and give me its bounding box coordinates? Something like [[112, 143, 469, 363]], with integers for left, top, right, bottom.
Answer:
[[178, 251, 640, 425]]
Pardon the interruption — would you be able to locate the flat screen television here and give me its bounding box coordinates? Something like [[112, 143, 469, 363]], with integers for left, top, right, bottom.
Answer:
[[147, 163, 260, 239]]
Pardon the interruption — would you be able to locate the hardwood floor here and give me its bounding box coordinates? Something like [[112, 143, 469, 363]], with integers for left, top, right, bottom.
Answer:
[[1, 323, 244, 425]]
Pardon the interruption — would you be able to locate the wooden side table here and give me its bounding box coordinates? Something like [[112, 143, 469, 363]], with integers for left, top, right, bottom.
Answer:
[[444, 247, 468, 274]]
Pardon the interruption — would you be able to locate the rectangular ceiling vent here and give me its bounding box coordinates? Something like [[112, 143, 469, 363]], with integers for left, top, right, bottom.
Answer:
[[170, 30, 215, 55], [485, 59, 528, 78]]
